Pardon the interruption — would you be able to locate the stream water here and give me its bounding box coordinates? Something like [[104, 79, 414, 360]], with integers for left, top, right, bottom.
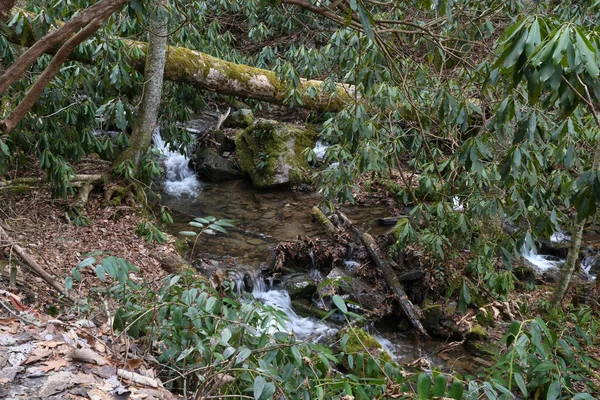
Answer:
[[154, 128, 478, 374], [522, 232, 596, 281]]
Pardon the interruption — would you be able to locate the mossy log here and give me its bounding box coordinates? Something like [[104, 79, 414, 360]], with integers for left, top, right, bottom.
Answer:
[[336, 210, 430, 338], [311, 206, 337, 234], [8, 8, 353, 112], [0, 174, 106, 188]]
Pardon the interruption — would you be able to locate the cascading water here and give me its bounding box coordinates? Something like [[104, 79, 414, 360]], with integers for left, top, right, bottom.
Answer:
[[152, 127, 201, 197], [522, 245, 564, 272], [231, 272, 335, 341], [253, 287, 335, 340], [522, 233, 596, 281]]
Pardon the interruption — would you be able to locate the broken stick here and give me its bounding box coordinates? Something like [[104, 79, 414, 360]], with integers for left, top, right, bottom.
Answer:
[[336, 211, 430, 338]]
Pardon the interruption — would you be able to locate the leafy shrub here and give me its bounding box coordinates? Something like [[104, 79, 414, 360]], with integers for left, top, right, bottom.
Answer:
[[467, 317, 598, 399]]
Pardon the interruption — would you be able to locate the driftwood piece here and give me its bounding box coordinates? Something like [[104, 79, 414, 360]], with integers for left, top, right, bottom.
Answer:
[[336, 211, 430, 338], [311, 206, 337, 234], [0, 174, 105, 188], [0, 223, 76, 302]]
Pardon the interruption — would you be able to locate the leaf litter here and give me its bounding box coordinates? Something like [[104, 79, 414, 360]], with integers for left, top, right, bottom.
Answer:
[[1, 186, 183, 399]]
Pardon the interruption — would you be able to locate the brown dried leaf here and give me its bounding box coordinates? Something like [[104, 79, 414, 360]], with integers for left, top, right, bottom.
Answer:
[[87, 388, 113, 400], [40, 358, 70, 372], [24, 347, 52, 364], [38, 340, 64, 348], [125, 358, 144, 370]]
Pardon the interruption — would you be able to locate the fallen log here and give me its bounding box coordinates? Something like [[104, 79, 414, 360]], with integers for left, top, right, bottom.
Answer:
[[0, 174, 106, 188], [0, 222, 76, 302], [336, 210, 430, 338], [7, 7, 354, 112], [311, 206, 337, 234]]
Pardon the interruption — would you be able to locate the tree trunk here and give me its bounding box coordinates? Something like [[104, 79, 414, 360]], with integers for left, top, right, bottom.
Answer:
[[6, 8, 353, 112], [0, 0, 17, 21], [551, 220, 584, 307], [114, 2, 168, 168], [335, 210, 430, 338], [0, 0, 129, 97], [1, 14, 115, 134]]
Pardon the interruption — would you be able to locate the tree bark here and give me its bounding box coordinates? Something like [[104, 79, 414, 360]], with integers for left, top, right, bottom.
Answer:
[[0, 0, 129, 96], [551, 220, 584, 307], [311, 206, 337, 234], [114, 1, 168, 168], [1, 14, 114, 134], [6, 7, 353, 112]]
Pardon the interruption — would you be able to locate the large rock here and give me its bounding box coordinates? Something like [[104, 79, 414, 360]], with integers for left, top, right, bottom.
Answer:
[[223, 109, 254, 129], [235, 120, 316, 188], [283, 273, 317, 299], [323, 267, 387, 315], [193, 148, 240, 181]]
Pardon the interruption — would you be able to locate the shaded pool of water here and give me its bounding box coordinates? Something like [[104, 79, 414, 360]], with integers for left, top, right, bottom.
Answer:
[[162, 179, 391, 264]]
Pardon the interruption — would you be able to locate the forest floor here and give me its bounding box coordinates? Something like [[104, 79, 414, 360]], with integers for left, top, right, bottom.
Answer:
[[0, 157, 184, 399]]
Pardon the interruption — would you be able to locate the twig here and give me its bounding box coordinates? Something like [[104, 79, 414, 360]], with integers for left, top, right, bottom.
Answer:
[[0, 299, 42, 327]]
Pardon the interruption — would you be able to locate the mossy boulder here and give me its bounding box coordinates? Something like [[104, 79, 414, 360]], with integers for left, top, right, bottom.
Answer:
[[464, 339, 497, 358], [223, 109, 254, 129], [193, 148, 240, 181], [324, 267, 387, 315], [422, 304, 443, 331], [235, 120, 316, 188], [466, 325, 488, 341], [336, 327, 393, 376]]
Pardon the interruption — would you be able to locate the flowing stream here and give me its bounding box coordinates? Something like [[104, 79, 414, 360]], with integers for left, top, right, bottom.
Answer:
[[522, 232, 596, 280], [154, 128, 478, 374]]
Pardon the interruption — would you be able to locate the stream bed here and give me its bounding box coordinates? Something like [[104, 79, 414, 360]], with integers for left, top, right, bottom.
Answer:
[[155, 128, 478, 375]]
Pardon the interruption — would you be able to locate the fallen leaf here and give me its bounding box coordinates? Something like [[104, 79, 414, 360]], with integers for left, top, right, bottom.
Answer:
[[8, 296, 29, 312], [38, 340, 64, 348], [125, 358, 143, 370], [87, 388, 113, 400], [68, 348, 107, 366], [25, 347, 52, 364], [40, 358, 70, 372]]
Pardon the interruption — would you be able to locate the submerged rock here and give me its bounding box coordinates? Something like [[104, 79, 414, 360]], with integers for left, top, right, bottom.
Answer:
[[193, 148, 240, 181], [235, 120, 316, 188], [292, 299, 329, 319]]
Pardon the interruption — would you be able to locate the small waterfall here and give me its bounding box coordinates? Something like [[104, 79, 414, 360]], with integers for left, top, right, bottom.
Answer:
[[252, 285, 335, 341], [312, 141, 329, 161], [452, 196, 464, 211], [235, 272, 335, 341], [550, 231, 571, 243], [522, 245, 564, 272], [152, 128, 201, 197]]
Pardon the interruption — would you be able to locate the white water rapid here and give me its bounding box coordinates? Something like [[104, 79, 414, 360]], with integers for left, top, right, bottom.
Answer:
[[152, 128, 201, 197], [252, 282, 336, 341], [522, 246, 564, 272]]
